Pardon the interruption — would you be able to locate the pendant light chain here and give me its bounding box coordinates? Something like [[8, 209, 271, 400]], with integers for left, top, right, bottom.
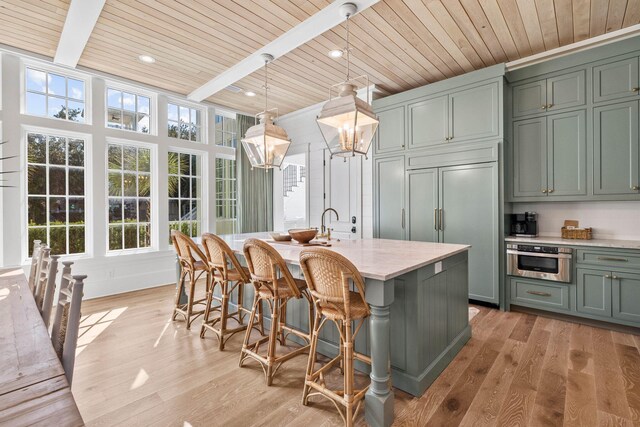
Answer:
[[264, 59, 269, 112], [345, 14, 351, 82]]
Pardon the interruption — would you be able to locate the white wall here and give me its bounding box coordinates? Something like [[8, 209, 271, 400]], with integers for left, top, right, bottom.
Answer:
[[275, 99, 374, 238], [0, 50, 242, 299], [513, 201, 640, 240]]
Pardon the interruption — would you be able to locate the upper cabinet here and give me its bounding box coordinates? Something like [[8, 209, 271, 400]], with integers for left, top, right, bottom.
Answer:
[[593, 100, 640, 195], [409, 95, 448, 148], [375, 105, 405, 154], [512, 70, 585, 118], [593, 57, 640, 104]]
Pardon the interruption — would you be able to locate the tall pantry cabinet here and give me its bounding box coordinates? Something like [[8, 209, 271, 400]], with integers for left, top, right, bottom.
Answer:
[[373, 65, 505, 305]]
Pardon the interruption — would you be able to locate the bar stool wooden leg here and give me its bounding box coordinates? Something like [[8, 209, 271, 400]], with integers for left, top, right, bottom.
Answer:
[[172, 270, 187, 321], [237, 281, 245, 324], [302, 309, 322, 405], [279, 300, 287, 346], [265, 299, 280, 386], [218, 281, 230, 350], [344, 319, 354, 427], [239, 293, 260, 368]]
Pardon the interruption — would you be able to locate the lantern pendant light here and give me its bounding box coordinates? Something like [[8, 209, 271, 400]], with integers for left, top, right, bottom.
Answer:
[[241, 53, 291, 170], [316, 3, 379, 160]]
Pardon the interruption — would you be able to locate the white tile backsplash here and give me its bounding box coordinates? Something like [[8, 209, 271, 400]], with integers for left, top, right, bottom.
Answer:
[[513, 201, 640, 240]]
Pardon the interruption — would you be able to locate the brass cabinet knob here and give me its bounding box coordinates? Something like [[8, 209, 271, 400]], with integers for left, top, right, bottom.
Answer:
[[604, 274, 612, 279], [632, 185, 640, 190], [541, 105, 547, 110], [542, 189, 548, 193], [548, 189, 554, 193], [612, 275, 620, 280], [632, 87, 640, 93], [547, 104, 554, 108]]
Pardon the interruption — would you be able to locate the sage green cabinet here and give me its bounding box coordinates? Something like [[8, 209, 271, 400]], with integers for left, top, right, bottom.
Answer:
[[375, 105, 405, 154], [409, 95, 448, 148], [449, 83, 500, 143], [593, 57, 640, 103], [512, 70, 585, 118], [374, 156, 405, 240], [408, 82, 500, 147], [593, 100, 640, 195], [406, 163, 499, 304], [512, 110, 586, 199], [612, 271, 640, 323], [577, 268, 612, 317]]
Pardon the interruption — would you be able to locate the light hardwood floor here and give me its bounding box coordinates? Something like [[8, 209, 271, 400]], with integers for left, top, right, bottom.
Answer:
[[73, 284, 640, 426]]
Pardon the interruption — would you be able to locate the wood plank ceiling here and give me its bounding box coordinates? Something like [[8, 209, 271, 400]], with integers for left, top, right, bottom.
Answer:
[[0, 0, 639, 115]]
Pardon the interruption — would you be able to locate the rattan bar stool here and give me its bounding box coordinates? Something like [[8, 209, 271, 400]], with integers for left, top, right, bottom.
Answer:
[[299, 248, 372, 427], [200, 233, 252, 350], [239, 238, 314, 386], [171, 230, 213, 329]]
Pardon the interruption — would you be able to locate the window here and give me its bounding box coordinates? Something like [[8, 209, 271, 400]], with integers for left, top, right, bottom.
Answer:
[[168, 151, 201, 241], [215, 114, 237, 148], [215, 158, 237, 234], [107, 88, 150, 133], [168, 103, 202, 142], [107, 143, 152, 251], [25, 67, 86, 122], [27, 132, 86, 255]]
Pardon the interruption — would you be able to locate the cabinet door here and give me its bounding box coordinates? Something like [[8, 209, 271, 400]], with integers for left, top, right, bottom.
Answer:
[[406, 169, 439, 243], [375, 156, 405, 240], [612, 271, 640, 323], [409, 95, 448, 148], [577, 268, 612, 317], [594, 101, 639, 195], [547, 70, 586, 112], [449, 82, 500, 143], [512, 117, 547, 198], [547, 110, 587, 196], [440, 163, 498, 304], [593, 57, 639, 103], [513, 79, 547, 117], [375, 105, 405, 154]]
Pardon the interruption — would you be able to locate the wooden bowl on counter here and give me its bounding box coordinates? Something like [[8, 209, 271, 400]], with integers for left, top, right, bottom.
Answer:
[[288, 228, 318, 244], [269, 232, 292, 242]]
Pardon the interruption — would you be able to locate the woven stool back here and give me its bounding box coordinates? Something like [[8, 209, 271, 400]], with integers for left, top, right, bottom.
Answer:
[[171, 230, 207, 269], [243, 238, 300, 298], [202, 233, 248, 282], [300, 248, 369, 319]]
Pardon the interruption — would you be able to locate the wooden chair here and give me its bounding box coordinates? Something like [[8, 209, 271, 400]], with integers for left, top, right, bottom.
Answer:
[[51, 260, 87, 385], [28, 240, 45, 294], [239, 238, 314, 386], [200, 233, 251, 350], [171, 230, 212, 329], [299, 248, 372, 427], [33, 248, 60, 328]]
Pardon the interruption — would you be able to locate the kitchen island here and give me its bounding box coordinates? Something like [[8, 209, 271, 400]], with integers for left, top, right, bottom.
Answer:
[[179, 233, 471, 427]]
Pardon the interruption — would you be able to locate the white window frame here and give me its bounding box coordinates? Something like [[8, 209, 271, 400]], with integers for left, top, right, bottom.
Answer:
[[167, 98, 207, 144], [22, 125, 93, 261], [214, 153, 238, 234], [105, 137, 157, 255], [214, 109, 238, 148], [105, 81, 157, 136], [21, 59, 92, 125], [167, 147, 207, 246]]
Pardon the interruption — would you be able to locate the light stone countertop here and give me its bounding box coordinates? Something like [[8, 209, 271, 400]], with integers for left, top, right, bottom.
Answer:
[[218, 232, 470, 281], [505, 236, 640, 250]]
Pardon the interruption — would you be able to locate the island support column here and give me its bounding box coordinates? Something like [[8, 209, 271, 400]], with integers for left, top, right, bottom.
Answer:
[[364, 278, 395, 427]]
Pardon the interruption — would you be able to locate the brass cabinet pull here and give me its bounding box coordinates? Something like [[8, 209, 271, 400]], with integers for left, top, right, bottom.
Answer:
[[547, 104, 554, 108], [612, 275, 620, 280], [434, 208, 438, 230], [632, 87, 640, 93], [541, 105, 547, 110], [401, 208, 405, 229], [527, 290, 552, 297], [605, 274, 612, 279], [439, 208, 443, 231], [548, 189, 554, 193], [598, 256, 628, 262], [632, 185, 640, 190], [542, 189, 548, 193]]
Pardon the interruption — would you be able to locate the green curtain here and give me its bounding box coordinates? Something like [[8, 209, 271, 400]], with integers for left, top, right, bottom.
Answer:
[[236, 114, 274, 233]]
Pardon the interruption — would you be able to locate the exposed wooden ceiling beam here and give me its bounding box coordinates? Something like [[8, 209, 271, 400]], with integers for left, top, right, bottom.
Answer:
[[187, 0, 381, 102], [54, 0, 106, 68]]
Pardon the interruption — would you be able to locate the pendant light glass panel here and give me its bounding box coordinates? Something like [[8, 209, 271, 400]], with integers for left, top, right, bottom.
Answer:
[[241, 113, 290, 169], [317, 93, 378, 158]]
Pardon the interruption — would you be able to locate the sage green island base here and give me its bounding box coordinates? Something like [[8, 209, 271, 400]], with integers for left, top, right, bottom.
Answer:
[[176, 233, 471, 427]]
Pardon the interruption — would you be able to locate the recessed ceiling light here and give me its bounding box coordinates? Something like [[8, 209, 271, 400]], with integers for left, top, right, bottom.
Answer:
[[245, 91, 256, 97], [138, 54, 156, 64], [329, 49, 343, 58]]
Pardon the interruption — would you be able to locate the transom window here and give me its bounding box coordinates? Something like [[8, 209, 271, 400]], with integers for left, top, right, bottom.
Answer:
[[168, 104, 202, 142], [215, 114, 237, 148], [27, 132, 86, 255], [107, 143, 152, 251], [107, 88, 151, 134], [25, 67, 86, 123], [168, 151, 201, 241], [215, 158, 237, 234]]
